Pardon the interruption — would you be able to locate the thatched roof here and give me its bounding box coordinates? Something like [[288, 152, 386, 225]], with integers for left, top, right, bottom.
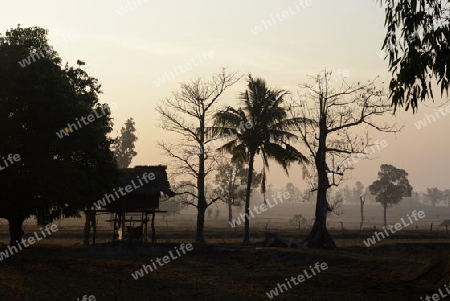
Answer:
[[102, 165, 175, 213]]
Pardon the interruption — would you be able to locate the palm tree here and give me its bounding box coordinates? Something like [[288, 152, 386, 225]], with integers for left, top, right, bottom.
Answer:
[[213, 75, 308, 244]]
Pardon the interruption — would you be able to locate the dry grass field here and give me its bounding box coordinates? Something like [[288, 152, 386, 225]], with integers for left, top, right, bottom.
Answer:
[[1, 214, 450, 301]]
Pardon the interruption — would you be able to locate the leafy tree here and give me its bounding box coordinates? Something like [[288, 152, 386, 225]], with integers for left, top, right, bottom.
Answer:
[[290, 213, 308, 229], [379, 0, 450, 112], [443, 189, 450, 206], [0, 26, 119, 245], [213, 161, 261, 226], [113, 117, 138, 168], [214, 75, 308, 244], [289, 70, 400, 248], [285, 182, 302, 203], [369, 164, 413, 226], [425, 187, 444, 206], [156, 67, 240, 243]]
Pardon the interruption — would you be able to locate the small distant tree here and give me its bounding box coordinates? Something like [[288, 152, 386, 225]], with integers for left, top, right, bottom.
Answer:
[[112, 117, 138, 168], [425, 187, 444, 207], [369, 164, 413, 226], [213, 161, 261, 226], [443, 189, 450, 207], [285, 182, 302, 203], [290, 214, 308, 229]]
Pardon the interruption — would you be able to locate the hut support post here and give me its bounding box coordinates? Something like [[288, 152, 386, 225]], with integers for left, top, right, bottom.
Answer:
[[151, 209, 156, 243], [122, 201, 126, 242], [92, 208, 97, 245], [83, 209, 91, 245]]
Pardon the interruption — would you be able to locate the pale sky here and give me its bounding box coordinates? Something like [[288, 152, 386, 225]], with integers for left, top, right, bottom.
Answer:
[[2, 0, 449, 193]]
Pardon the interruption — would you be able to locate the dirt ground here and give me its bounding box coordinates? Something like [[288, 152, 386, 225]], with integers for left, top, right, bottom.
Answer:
[[1, 222, 450, 301]]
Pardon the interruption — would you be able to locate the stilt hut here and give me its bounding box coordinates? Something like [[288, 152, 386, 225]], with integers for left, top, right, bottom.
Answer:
[[93, 165, 175, 243]]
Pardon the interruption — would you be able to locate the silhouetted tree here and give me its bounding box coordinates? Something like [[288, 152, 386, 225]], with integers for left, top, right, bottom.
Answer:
[[289, 70, 400, 248], [113, 118, 137, 168], [369, 164, 413, 226], [0, 26, 119, 245], [214, 75, 308, 244], [156, 67, 240, 243]]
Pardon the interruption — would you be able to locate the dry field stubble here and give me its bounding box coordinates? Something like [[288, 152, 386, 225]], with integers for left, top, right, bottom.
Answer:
[[0, 219, 450, 300]]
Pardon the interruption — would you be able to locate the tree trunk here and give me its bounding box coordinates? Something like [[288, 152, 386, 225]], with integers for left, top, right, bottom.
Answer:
[[195, 116, 207, 244], [92, 209, 97, 245], [8, 217, 24, 246], [228, 200, 233, 225], [359, 195, 365, 230], [383, 204, 387, 227], [303, 110, 336, 249], [243, 152, 255, 245], [196, 200, 207, 243], [151, 208, 156, 243], [303, 185, 336, 249], [83, 209, 91, 245]]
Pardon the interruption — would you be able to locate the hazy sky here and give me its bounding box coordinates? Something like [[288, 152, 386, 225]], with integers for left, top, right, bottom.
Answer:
[[2, 0, 449, 193]]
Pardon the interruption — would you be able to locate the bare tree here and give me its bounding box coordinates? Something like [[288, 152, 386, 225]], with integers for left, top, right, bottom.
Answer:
[[289, 70, 401, 249], [156, 67, 240, 243]]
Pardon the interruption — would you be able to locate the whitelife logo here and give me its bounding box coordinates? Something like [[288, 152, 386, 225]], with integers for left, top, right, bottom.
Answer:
[[250, 0, 313, 35], [131, 243, 193, 280], [116, 0, 149, 16], [77, 295, 96, 301], [192, 121, 253, 155], [228, 192, 291, 228], [93, 172, 156, 209], [18, 31, 80, 68], [56, 104, 117, 139], [420, 283, 450, 301], [413, 105, 450, 129], [266, 262, 328, 299], [0, 224, 58, 261], [363, 210, 426, 247], [153, 51, 215, 87], [0, 154, 21, 171], [329, 140, 388, 174]]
